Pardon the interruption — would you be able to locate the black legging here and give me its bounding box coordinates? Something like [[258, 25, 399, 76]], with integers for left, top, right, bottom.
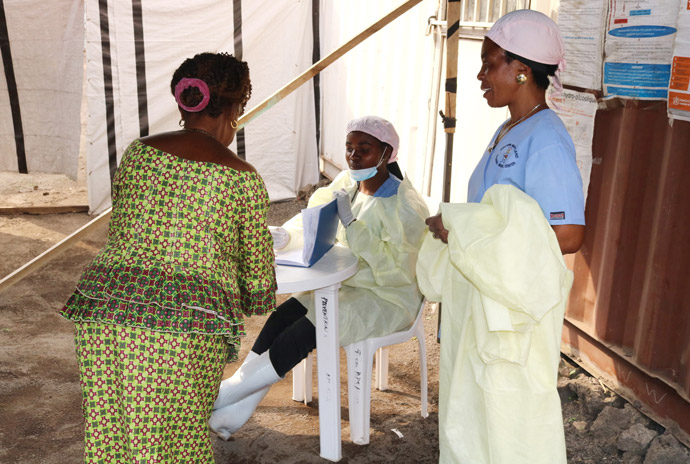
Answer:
[[251, 298, 317, 377]]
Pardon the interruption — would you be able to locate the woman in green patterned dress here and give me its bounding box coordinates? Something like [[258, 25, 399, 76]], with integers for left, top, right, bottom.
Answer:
[[60, 52, 276, 463]]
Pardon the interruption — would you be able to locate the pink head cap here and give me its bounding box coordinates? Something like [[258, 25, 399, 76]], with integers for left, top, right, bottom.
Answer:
[[346, 115, 400, 163], [485, 9, 566, 95], [174, 77, 211, 112]]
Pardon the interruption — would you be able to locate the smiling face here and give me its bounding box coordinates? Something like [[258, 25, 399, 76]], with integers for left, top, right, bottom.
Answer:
[[345, 131, 389, 171], [477, 38, 523, 108]]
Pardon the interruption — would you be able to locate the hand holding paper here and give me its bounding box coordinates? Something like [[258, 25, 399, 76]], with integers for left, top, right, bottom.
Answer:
[[333, 189, 355, 227]]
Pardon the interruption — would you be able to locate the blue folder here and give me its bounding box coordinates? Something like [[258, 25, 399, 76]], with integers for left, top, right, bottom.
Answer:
[[274, 199, 340, 267]]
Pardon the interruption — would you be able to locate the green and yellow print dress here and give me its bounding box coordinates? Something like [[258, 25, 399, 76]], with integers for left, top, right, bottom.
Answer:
[[60, 139, 276, 463]]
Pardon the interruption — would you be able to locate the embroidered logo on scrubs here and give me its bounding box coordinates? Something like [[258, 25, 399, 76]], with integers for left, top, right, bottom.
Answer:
[[550, 211, 565, 220], [494, 144, 519, 168]]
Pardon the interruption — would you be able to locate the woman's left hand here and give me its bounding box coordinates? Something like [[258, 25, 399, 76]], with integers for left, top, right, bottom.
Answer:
[[426, 214, 449, 243]]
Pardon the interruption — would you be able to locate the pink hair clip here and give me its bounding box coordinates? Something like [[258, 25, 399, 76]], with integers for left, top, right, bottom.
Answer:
[[174, 77, 211, 112]]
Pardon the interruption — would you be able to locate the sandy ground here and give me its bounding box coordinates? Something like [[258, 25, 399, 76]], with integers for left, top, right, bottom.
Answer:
[[0, 177, 441, 463], [2, 171, 686, 463]]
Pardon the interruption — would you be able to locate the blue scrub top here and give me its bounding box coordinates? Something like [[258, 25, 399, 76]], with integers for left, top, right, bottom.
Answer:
[[467, 109, 585, 226], [373, 172, 401, 198]]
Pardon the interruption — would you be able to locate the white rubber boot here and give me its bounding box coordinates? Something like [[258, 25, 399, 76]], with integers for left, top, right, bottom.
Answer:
[[212, 350, 260, 409], [209, 351, 281, 440]]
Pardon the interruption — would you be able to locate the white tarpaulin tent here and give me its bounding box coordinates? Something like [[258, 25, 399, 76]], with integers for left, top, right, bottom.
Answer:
[[0, 0, 83, 177], [317, 0, 441, 192], [0, 0, 324, 214], [0, 0, 509, 214], [84, 0, 319, 213]]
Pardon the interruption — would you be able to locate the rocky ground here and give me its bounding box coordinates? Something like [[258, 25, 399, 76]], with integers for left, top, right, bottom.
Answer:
[[1, 172, 689, 463], [557, 357, 690, 464]]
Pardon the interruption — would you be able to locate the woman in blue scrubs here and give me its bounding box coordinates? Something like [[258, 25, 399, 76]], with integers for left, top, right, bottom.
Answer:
[[421, 9, 586, 463], [427, 10, 585, 253]]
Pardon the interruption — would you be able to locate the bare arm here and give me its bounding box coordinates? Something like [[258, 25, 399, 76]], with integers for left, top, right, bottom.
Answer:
[[552, 224, 585, 254]]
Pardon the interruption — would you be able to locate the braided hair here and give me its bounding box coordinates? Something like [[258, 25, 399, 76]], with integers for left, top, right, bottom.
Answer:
[[171, 52, 252, 117]]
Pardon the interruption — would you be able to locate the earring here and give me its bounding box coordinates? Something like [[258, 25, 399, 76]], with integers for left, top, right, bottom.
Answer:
[[230, 119, 238, 129], [179, 118, 184, 127], [516, 74, 527, 85]]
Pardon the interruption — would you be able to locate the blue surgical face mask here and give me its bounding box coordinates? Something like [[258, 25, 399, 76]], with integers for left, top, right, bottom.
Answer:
[[349, 147, 387, 182]]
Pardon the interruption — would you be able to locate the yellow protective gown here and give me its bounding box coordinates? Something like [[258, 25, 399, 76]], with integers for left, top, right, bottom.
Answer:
[[416, 184, 572, 464], [282, 170, 429, 345]]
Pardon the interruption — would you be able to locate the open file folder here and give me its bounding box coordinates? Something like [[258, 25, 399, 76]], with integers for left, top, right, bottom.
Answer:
[[274, 199, 340, 267]]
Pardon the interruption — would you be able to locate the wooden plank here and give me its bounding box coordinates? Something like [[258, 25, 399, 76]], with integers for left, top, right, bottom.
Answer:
[[0, 208, 111, 293], [0, 205, 89, 215], [443, 0, 460, 135]]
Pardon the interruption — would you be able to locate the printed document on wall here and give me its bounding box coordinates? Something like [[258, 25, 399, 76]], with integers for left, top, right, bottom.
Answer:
[[558, 0, 606, 90], [603, 0, 681, 99], [668, 0, 690, 121], [547, 89, 597, 203]]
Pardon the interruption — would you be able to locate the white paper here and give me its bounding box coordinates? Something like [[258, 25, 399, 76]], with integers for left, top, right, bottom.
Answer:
[[548, 89, 598, 204], [668, 0, 690, 121], [558, 0, 607, 90], [603, 0, 681, 99]]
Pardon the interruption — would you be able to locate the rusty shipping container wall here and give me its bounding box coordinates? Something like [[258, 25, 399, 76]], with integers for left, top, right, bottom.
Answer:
[[562, 99, 690, 445]]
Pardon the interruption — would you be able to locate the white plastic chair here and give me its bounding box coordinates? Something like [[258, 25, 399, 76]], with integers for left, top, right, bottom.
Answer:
[[291, 299, 429, 445]]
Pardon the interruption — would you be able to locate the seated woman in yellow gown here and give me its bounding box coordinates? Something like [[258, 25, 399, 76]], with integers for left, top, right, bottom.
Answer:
[[209, 115, 429, 440]]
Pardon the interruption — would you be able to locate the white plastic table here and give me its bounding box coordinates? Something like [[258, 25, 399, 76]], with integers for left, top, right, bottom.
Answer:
[[275, 244, 358, 462]]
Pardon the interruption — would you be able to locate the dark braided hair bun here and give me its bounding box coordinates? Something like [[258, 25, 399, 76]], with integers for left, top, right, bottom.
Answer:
[[171, 52, 252, 117]]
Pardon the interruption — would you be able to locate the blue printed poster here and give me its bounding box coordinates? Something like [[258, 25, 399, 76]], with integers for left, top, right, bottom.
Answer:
[[604, 0, 681, 99]]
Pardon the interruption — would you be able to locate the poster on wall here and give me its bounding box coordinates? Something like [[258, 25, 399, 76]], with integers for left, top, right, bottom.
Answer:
[[547, 89, 597, 203], [558, 0, 606, 90], [603, 0, 681, 99], [668, 0, 690, 121]]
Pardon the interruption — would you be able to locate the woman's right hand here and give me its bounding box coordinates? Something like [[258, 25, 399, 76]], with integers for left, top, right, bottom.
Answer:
[[425, 214, 449, 243], [333, 189, 356, 227]]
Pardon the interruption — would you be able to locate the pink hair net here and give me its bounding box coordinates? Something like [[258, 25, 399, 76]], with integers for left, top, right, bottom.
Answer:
[[346, 115, 400, 163], [485, 9, 566, 95]]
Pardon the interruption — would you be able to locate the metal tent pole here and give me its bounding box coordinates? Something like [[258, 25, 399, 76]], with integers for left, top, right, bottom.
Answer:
[[440, 0, 460, 203], [436, 0, 461, 341]]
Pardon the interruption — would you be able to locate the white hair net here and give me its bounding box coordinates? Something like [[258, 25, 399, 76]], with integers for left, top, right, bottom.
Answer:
[[346, 115, 399, 163]]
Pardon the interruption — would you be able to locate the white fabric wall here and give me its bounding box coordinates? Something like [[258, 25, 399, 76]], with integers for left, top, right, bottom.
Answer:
[[0, 0, 83, 176], [240, 1, 319, 201], [85, 0, 319, 214], [439, 38, 509, 203], [316, 0, 510, 205], [0, 0, 526, 213], [318, 0, 443, 194]]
